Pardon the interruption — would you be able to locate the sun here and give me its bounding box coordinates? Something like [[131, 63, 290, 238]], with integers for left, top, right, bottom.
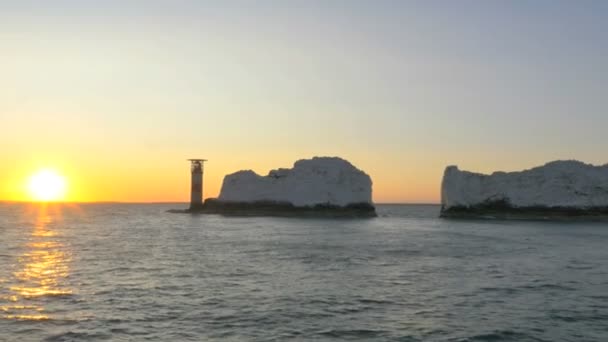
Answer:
[[27, 169, 67, 202]]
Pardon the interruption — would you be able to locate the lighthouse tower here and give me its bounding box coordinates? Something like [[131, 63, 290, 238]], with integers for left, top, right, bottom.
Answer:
[[188, 159, 207, 210]]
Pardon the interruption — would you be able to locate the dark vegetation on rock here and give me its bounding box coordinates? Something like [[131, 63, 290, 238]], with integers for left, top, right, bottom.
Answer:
[[170, 198, 377, 218], [441, 199, 608, 221]]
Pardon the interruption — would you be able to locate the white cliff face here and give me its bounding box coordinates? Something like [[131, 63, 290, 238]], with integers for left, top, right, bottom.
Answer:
[[442, 161, 608, 209], [218, 157, 373, 207]]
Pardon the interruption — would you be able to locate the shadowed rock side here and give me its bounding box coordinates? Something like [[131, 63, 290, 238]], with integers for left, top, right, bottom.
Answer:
[[441, 160, 608, 220], [199, 198, 377, 218], [172, 157, 376, 217]]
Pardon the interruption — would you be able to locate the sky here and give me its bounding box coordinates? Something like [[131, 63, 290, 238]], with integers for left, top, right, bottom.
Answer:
[[1, 0, 607, 203]]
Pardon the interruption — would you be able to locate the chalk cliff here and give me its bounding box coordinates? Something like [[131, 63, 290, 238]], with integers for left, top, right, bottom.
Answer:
[[203, 157, 375, 217], [441, 160, 608, 219]]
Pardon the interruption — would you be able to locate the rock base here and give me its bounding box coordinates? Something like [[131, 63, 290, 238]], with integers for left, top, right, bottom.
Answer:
[[441, 201, 608, 221], [169, 198, 377, 218]]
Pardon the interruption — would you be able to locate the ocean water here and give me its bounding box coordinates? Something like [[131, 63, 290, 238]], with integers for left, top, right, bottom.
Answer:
[[0, 203, 607, 342]]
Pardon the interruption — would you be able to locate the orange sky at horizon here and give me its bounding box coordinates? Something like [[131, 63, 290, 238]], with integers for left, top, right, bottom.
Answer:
[[1, 148, 446, 204], [4, 147, 606, 204]]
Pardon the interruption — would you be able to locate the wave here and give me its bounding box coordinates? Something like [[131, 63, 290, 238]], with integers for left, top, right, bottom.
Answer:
[[454, 330, 549, 342], [317, 328, 388, 339]]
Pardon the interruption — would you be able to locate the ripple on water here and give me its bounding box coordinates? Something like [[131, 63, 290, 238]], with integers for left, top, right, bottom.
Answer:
[[1, 203, 608, 341], [43, 331, 112, 342]]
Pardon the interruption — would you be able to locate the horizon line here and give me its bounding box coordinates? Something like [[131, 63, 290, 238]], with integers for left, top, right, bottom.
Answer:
[[0, 200, 441, 206]]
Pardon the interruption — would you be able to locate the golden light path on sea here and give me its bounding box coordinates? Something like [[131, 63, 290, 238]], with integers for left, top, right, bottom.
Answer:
[[1, 204, 73, 321]]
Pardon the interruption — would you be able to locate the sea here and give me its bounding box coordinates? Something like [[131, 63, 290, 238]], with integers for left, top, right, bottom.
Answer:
[[0, 203, 607, 342]]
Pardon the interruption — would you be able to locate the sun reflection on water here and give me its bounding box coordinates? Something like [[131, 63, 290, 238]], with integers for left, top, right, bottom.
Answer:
[[1, 204, 73, 321]]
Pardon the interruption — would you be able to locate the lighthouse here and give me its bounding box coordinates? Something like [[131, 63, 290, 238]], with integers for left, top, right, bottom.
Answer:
[[188, 159, 207, 210]]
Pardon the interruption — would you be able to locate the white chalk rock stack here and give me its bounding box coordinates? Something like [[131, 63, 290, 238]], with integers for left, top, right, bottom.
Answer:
[[441, 160, 608, 215], [218, 157, 373, 207]]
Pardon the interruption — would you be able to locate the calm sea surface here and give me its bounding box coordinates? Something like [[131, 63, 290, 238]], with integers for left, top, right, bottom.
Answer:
[[0, 203, 607, 341]]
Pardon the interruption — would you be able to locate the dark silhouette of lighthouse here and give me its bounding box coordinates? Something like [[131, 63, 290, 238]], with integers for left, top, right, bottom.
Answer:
[[188, 159, 206, 210]]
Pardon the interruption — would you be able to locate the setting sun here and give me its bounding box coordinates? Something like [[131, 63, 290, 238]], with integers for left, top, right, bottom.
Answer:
[[27, 169, 67, 202]]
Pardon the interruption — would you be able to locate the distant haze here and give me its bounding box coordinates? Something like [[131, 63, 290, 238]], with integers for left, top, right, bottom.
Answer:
[[1, 1, 607, 203]]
